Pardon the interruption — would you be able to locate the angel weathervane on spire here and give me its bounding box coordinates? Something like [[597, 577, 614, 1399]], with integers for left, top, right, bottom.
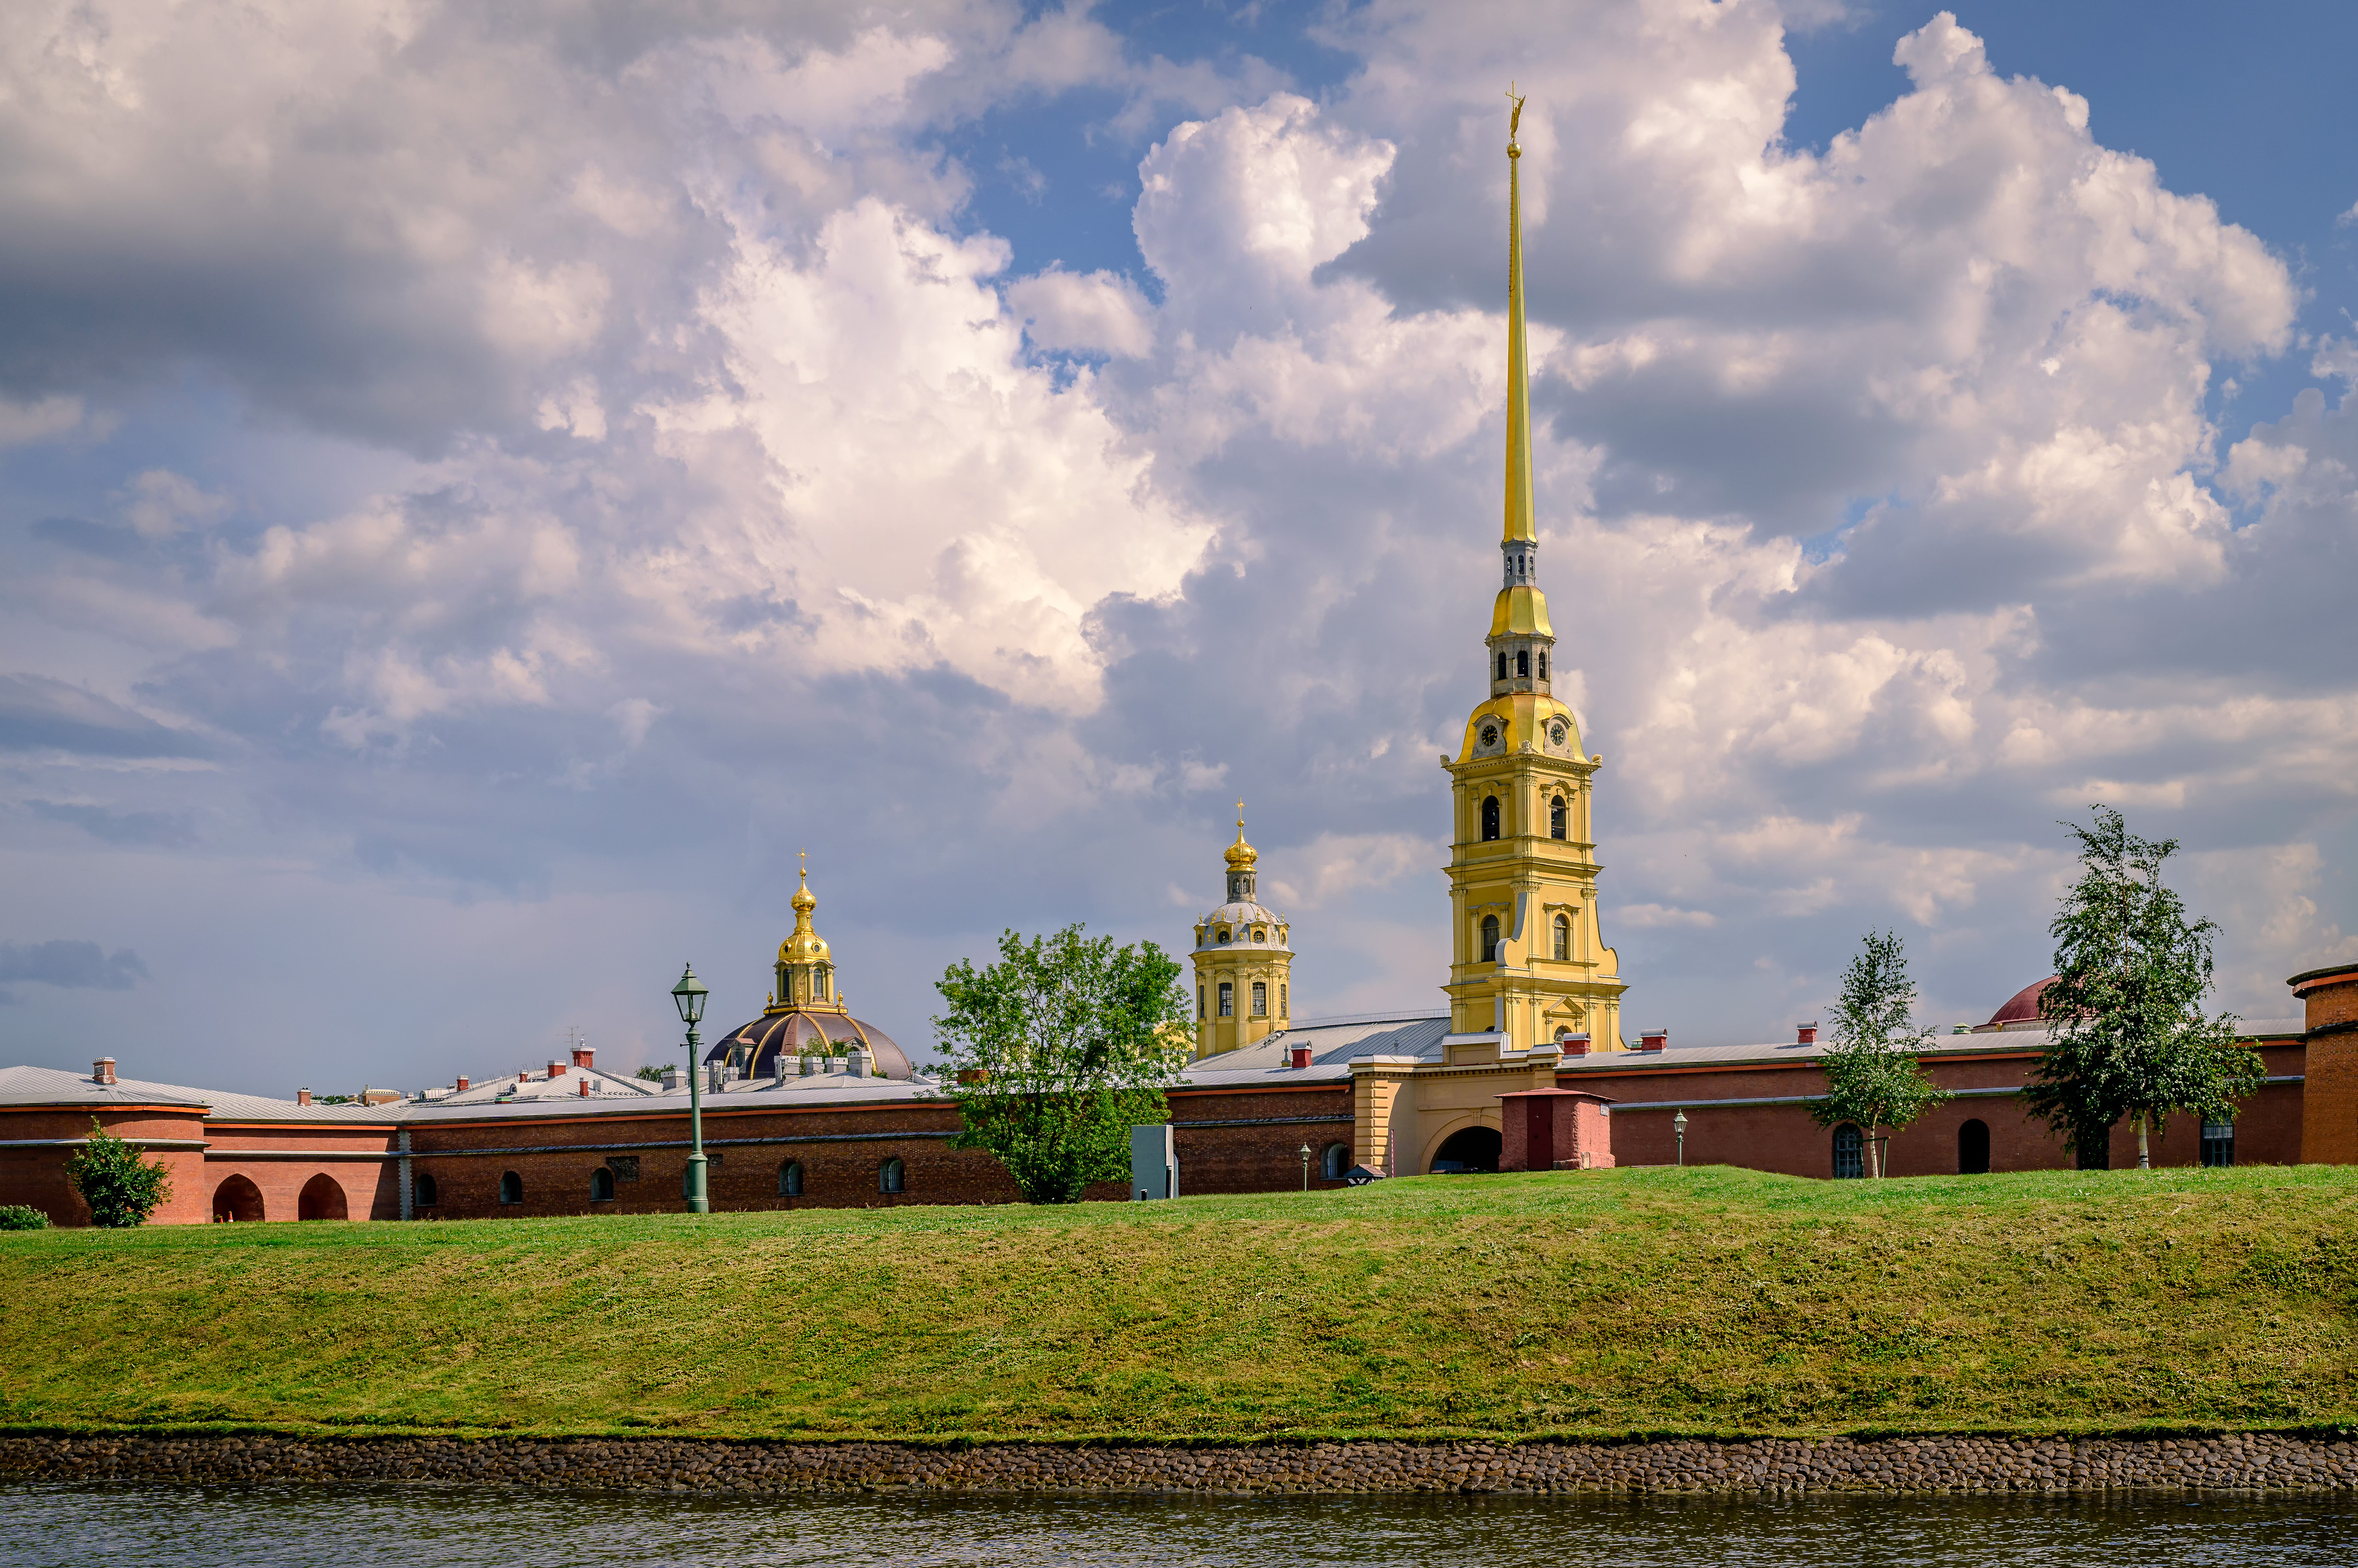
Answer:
[[1507, 82, 1524, 143]]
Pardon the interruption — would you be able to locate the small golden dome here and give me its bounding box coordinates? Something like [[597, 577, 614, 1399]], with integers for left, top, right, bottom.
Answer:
[[777, 856, 831, 965], [1223, 801, 1258, 868]]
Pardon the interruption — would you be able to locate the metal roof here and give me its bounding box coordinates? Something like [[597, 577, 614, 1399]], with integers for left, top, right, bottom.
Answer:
[[0, 1064, 401, 1123], [1180, 1012, 1451, 1088]]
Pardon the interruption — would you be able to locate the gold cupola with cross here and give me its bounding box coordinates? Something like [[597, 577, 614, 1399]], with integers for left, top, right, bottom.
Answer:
[[1439, 91, 1626, 1057], [1190, 804, 1293, 1059]]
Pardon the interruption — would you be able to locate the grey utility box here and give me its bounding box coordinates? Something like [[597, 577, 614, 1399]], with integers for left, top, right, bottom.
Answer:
[[1130, 1124, 1178, 1201]]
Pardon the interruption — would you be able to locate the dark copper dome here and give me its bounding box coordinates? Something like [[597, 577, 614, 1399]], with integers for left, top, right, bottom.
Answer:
[[1983, 977, 2058, 1029], [705, 1010, 914, 1079]]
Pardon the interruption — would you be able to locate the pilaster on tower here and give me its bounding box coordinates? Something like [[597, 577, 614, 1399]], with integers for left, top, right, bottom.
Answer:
[[1439, 93, 1626, 1059]]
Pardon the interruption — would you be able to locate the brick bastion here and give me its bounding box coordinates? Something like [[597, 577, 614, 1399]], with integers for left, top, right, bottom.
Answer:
[[3, 1431, 2356, 1495]]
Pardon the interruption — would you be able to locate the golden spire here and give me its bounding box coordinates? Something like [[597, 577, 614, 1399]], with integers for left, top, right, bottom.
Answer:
[[779, 853, 826, 961], [1504, 84, 1535, 546], [1223, 799, 1258, 868]]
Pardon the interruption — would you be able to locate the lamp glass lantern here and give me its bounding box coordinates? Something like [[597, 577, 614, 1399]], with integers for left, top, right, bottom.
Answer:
[[672, 965, 709, 1026], [1673, 1108, 1688, 1167]]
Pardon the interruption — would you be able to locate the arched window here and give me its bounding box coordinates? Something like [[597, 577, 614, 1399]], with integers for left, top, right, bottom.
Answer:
[[1495, 651, 1508, 681], [1217, 927, 1230, 944], [499, 1170, 523, 1205], [779, 1160, 803, 1196], [1550, 795, 1566, 839], [1537, 650, 1548, 680], [1958, 1119, 1990, 1175], [1321, 1142, 1349, 1181], [1197, 985, 1206, 1019], [1253, 927, 1266, 943], [1832, 1125, 1864, 1180], [1481, 795, 1500, 841], [413, 1173, 439, 1208], [590, 1167, 615, 1202], [1251, 981, 1267, 1016], [1279, 984, 1287, 1016], [879, 1158, 905, 1195], [1515, 649, 1529, 678], [1217, 982, 1234, 1017], [1479, 915, 1501, 964], [1552, 913, 1570, 962]]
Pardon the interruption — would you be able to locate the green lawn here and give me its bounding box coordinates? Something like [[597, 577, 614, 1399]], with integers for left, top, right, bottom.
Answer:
[[3, 1165, 2354, 1443]]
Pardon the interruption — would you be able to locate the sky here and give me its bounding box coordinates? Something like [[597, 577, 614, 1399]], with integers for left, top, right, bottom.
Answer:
[[3, 0, 2355, 1095]]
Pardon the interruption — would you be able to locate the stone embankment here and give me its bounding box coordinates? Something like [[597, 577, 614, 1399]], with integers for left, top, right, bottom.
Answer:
[[2, 1432, 2355, 1494]]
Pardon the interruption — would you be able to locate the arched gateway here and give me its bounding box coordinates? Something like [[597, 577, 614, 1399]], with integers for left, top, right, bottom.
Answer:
[[212, 1175, 263, 1222], [296, 1173, 348, 1220]]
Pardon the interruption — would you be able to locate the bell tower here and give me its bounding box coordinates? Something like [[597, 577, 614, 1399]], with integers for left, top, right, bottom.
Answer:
[[1440, 92, 1626, 1056], [1190, 804, 1294, 1059]]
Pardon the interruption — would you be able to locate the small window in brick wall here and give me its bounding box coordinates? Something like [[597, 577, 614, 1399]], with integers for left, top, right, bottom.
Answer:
[[779, 1160, 804, 1196], [414, 1173, 439, 1206], [606, 1156, 639, 1181], [1321, 1142, 1349, 1181], [880, 1158, 905, 1195], [499, 1171, 523, 1205], [590, 1167, 615, 1202], [2202, 1117, 2235, 1168]]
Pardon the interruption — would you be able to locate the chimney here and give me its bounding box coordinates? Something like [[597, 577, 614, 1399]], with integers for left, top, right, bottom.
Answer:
[[578, 1078, 590, 1097], [847, 1045, 874, 1079], [571, 1046, 594, 1070], [296, 1086, 312, 1107], [92, 1057, 117, 1086], [455, 1076, 470, 1092], [1560, 1033, 1591, 1057], [548, 1059, 565, 1078], [1289, 1045, 1312, 1070], [1639, 1028, 1667, 1053], [1797, 1022, 1818, 1047]]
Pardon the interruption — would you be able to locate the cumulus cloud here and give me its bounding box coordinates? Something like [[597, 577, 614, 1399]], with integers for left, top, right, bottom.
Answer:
[[0, 939, 150, 1004]]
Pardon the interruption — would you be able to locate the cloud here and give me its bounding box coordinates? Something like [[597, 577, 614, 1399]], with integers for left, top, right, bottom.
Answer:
[[26, 799, 197, 847], [1005, 267, 1154, 357], [0, 674, 206, 759], [0, 939, 150, 1004]]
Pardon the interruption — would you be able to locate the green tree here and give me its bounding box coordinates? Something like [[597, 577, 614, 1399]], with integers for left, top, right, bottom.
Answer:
[[2025, 806, 2262, 1170], [63, 1120, 173, 1227], [634, 1064, 666, 1083], [1808, 929, 1950, 1177], [933, 925, 1191, 1204]]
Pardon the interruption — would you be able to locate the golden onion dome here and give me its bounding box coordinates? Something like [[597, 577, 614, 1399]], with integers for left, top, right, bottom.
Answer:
[[1223, 802, 1258, 869], [777, 859, 831, 964]]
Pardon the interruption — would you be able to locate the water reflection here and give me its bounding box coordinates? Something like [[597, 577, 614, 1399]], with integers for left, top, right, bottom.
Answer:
[[1, 1482, 2350, 1568]]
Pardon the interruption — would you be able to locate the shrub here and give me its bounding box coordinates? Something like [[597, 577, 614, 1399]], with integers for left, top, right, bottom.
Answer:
[[0, 1205, 51, 1231], [63, 1121, 173, 1227]]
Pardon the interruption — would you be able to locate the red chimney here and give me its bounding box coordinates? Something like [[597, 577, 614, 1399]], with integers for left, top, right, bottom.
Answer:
[[578, 1078, 590, 1097], [1289, 1045, 1312, 1069], [455, 1076, 470, 1092], [296, 1087, 312, 1107], [1560, 1032, 1591, 1056], [1797, 1022, 1818, 1046], [1640, 1028, 1667, 1053], [548, 1059, 565, 1078], [92, 1057, 117, 1086], [571, 1046, 593, 1070]]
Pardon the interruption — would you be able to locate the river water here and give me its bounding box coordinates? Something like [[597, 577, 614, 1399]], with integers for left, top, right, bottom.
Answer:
[[1, 1482, 2351, 1567]]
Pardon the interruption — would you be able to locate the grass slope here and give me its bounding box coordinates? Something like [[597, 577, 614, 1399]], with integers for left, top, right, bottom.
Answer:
[[2, 1166, 2355, 1443]]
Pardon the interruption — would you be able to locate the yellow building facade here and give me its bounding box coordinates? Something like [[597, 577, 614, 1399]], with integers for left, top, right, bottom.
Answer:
[[1189, 809, 1293, 1059]]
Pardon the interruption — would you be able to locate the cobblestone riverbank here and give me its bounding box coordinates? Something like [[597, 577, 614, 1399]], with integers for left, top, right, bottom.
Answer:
[[3, 1431, 2356, 1495]]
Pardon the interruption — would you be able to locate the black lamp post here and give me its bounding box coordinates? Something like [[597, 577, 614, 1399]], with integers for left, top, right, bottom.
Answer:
[[672, 963, 709, 1214]]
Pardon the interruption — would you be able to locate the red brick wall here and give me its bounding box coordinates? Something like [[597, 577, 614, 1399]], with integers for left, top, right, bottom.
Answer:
[[2297, 969, 2358, 1164], [0, 1105, 210, 1226], [1587, 1041, 2304, 1175], [201, 1121, 402, 1222], [1170, 1085, 1353, 1195]]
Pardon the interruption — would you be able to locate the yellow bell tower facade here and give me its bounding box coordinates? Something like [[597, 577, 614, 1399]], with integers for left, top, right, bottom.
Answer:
[[1190, 806, 1293, 1059], [1440, 94, 1626, 1055]]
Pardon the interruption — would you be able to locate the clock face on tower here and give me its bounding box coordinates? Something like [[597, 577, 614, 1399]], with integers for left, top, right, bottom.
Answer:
[[1550, 721, 1566, 746], [1479, 724, 1500, 748]]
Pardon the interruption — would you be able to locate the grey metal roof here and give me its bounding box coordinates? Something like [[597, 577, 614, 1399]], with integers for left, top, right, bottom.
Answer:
[[0, 1064, 400, 1123], [1558, 1016, 2311, 1077], [1180, 1012, 1450, 1088], [394, 1066, 953, 1121]]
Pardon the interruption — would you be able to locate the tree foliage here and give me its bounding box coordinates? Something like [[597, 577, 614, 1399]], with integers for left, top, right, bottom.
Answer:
[[2024, 806, 2263, 1168], [63, 1120, 173, 1227], [932, 925, 1190, 1204], [1808, 929, 1950, 1176]]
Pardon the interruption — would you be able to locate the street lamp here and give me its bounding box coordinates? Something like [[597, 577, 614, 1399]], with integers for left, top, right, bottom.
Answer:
[[1300, 1142, 1312, 1191], [1673, 1109, 1688, 1168], [672, 963, 710, 1214]]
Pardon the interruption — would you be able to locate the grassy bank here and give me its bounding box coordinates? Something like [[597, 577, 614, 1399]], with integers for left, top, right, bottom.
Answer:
[[2, 1166, 2354, 1443]]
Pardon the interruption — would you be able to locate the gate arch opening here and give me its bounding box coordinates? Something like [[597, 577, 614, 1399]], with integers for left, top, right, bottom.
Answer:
[[296, 1173, 347, 1221], [1958, 1118, 1991, 1175], [1430, 1125, 1501, 1174], [212, 1174, 264, 1223]]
